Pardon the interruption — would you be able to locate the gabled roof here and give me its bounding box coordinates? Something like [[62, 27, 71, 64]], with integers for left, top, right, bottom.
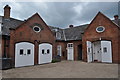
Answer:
[[64, 24, 88, 41], [112, 19, 120, 27], [49, 24, 88, 41], [2, 16, 24, 35], [84, 12, 120, 34], [1, 13, 53, 36], [1, 11, 120, 41]]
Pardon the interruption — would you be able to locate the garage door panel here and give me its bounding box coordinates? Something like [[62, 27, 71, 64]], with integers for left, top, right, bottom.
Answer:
[[101, 41, 112, 63], [15, 42, 34, 67], [39, 43, 52, 64]]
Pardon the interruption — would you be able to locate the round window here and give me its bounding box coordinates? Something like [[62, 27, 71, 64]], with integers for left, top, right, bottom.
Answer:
[[33, 26, 41, 32], [96, 26, 105, 33]]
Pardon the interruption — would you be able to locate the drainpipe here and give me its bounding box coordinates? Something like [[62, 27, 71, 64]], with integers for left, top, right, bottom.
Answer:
[[3, 36, 7, 58]]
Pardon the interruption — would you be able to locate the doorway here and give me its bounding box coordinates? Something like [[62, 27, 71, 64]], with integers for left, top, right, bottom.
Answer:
[[92, 41, 102, 62], [86, 41, 112, 63], [78, 44, 82, 60], [67, 43, 74, 60]]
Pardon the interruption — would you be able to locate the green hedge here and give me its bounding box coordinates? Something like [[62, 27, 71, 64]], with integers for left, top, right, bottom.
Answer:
[[51, 59, 60, 63]]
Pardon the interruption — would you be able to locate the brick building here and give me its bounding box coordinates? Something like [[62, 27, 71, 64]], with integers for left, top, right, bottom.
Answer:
[[0, 5, 120, 68]]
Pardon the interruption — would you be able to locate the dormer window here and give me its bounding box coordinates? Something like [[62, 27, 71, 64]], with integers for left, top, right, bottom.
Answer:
[[33, 26, 41, 33], [56, 32, 61, 39]]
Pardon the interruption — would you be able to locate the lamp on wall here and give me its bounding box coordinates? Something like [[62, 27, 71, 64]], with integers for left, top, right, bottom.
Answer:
[[34, 40, 40, 44]]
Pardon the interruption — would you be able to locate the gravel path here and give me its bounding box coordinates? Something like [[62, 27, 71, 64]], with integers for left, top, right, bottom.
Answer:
[[2, 61, 118, 78]]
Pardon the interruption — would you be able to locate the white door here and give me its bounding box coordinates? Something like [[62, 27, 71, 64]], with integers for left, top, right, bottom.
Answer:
[[38, 43, 52, 64], [57, 45, 62, 56], [15, 42, 34, 67], [67, 43, 74, 60], [93, 41, 102, 62], [101, 41, 112, 63], [86, 41, 92, 62]]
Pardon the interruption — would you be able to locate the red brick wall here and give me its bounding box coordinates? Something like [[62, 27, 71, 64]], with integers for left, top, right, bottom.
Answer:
[[56, 41, 67, 60], [1, 36, 10, 58], [119, 28, 120, 63], [56, 40, 82, 60], [82, 12, 120, 63], [1, 38, 4, 57], [9, 14, 56, 66]]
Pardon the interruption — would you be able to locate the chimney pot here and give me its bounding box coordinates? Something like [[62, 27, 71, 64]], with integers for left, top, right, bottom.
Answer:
[[69, 25, 74, 28], [114, 15, 119, 20], [4, 5, 11, 19]]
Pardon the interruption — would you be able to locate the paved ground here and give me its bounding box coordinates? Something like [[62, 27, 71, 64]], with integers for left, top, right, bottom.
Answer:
[[2, 61, 118, 78]]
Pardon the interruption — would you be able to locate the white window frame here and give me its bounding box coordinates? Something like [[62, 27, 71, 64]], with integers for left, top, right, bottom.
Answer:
[[67, 43, 73, 48], [56, 32, 61, 39], [33, 26, 41, 33], [96, 26, 105, 33], [57, 45, 62, 56]]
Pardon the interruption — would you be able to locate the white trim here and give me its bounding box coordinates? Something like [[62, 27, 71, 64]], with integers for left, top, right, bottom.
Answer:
[[86, 41, 93, 62], [57, 45, 62, 56], [33, 26, 41, 33], [38, 43, 52, 64], [56, 32, 61, 39], [15, 42, 34, 67], [96, 26, 105, 33], [67, 43, 74, 60]]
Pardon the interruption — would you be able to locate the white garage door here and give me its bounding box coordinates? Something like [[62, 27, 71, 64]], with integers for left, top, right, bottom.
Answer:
[[101, 41, 112, 63], [38, 43, 52, 64], [15, 42, 34, 67], [86, 41, 93, 62]]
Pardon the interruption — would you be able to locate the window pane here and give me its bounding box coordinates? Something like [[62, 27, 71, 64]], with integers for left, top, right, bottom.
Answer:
[[27, 49, 31, 55], [42, 49, 44, 54], [34, 27, 39, 31], [88, 48, 90, 52], [47, 49, 50, 54], [68, 44, 71, 47], [71, 44, 73, 47], [20, 49, 23, 55], [56, 32, 61, 39], [103, 47, 107, 53]]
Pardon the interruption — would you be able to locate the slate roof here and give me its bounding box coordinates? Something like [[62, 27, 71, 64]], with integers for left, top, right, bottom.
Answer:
[[1, 16, 24, 35], [64, 24, 88, 41], [112, 19, 120, 27], [49, 24, 88, 41], [48, 26, 65, 41], [1, 14, 120, 41]]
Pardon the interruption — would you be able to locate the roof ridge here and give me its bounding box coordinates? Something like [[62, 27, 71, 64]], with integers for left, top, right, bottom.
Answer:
[[64, 24, 89, 30], [10, 17, 23, 21]]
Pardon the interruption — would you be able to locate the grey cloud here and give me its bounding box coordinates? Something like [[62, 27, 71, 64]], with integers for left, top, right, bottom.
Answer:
[[0, 2, 118, 28], [75, 2, 118, 24]]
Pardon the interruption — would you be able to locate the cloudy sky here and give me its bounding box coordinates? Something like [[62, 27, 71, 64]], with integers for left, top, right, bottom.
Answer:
[[0, 2, 118, 28]]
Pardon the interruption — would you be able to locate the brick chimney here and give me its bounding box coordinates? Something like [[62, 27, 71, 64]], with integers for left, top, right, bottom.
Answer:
[[69, 25, 74, 28], [4, 5, 11, 19], [114, 15, 119, 20]]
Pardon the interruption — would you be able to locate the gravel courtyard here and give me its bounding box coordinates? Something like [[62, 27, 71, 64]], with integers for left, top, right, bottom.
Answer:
[[2, 61, 118, 78]]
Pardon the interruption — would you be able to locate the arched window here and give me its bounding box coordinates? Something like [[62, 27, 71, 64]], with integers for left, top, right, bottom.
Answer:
[[33, 26, 41, 33], [56, 32, 61, 39], [96, 26, 105, 33]]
